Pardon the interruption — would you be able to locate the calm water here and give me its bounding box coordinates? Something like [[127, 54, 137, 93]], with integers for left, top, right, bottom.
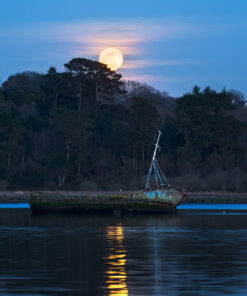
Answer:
[[1, 210, 247, 295]]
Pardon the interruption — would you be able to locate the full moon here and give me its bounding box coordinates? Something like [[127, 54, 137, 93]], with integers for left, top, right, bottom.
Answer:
[[99, 48, 123, 71]]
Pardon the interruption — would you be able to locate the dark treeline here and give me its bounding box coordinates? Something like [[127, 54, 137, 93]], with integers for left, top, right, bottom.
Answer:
[[0, 58, 246, 191]]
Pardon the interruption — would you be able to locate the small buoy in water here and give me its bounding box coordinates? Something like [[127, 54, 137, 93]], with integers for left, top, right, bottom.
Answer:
[[223, 211, 226, 214]]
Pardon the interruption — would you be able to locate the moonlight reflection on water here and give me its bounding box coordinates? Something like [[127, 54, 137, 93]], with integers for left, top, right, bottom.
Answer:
[[104, 225, 128, 295]]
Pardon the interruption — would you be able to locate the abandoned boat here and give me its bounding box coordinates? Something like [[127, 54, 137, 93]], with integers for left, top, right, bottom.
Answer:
[[29, 130, 185, 214], [132, 130, 185, 212]]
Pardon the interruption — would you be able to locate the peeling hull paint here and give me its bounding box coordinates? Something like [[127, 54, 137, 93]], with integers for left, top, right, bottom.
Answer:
[[29, 190, 184, 214]]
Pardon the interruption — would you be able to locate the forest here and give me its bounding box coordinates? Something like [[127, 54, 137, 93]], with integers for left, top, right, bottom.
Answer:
[[0, 57, 246, 192]]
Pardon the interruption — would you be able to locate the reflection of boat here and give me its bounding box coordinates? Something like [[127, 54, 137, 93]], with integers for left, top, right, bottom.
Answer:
[[132, 130, 185, 213]]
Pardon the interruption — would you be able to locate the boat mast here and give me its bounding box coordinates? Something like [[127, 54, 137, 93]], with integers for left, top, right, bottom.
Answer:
[[145, 130, 161, 189], [145, 130, 169, 190]]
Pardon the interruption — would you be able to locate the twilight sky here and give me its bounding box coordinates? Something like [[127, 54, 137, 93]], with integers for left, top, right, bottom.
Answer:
[[0, 0, 247, 97]]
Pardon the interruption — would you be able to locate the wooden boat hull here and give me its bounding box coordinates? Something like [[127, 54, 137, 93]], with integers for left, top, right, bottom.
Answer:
[[133, 189, 184, 207], [29, 190, 184, 214]]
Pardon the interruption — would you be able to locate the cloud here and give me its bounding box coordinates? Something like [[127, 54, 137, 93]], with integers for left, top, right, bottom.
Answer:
[[122, 74, 179, 83], [1, 19, 204, 57], [0, 18, 208, 86], [122, 58, 194, 69]]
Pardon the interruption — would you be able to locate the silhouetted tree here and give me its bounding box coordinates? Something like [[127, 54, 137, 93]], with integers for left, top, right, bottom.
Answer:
[[0, 61, 246, 192]]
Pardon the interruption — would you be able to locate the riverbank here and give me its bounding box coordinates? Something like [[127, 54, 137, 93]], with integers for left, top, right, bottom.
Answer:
[[1, 191, 247, 203]]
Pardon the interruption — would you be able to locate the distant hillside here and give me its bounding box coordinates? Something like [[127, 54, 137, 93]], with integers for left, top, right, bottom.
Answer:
[[0, 58, 246, 192]]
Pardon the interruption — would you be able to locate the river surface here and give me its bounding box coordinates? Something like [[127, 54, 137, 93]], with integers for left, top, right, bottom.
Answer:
[[1, 209, 247, 295]]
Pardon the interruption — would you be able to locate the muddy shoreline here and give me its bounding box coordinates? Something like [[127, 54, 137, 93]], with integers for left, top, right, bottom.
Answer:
[[1, 191, 247, 204]]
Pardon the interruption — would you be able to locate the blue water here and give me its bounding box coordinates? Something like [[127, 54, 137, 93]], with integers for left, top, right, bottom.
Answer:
[[0, 203, 30, 208], [1, 209, 247, 295], [2, 202, 247, 213], [2, 202, 247, 211], [177, 203, 247, 210]]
